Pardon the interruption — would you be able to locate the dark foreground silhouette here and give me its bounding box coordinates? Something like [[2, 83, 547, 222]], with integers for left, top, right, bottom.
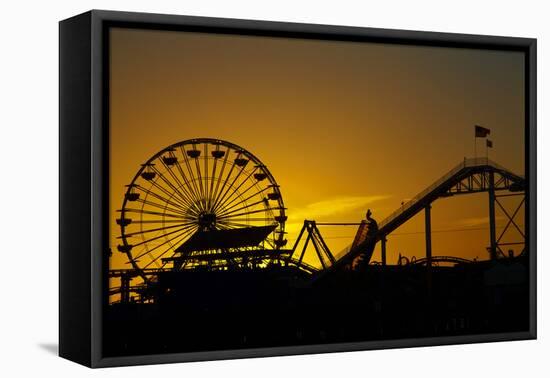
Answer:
[[104, 256, 529, 357]]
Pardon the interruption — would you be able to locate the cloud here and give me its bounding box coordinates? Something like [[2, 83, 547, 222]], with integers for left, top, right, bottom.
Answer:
[[285, 195, 390, 234], [455, 216, 505, 228]]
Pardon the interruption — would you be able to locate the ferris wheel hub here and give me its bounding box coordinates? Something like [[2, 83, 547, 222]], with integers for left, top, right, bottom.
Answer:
[[197, 211, 217, 231]]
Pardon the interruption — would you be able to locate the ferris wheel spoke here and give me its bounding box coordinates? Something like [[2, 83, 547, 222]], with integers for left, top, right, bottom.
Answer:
[[217, 220, 254, 229], [149, 227, 198, 267], [122, 208, 188, 220], [172, 155, 202, 206], [135, 184, 190, 213], [218, 207, 279, 220], [132, 229, 194, 264], [119, 221, 193, 238], [159, 159, 188, 195], [141, 227, 198, 269], [210, 146, 230, 209], [133, 223, 197, 249], [212, 165, 258, 214], [135, 198, 194, 218], [161, 159, 201, 208], [216, 223, 232, 230], [218, 185, 270, 216], [209, 156, 238, 212], [131, 219, 195, 224], [180, 146, 204, 211], [193, 151, 205, 201], [208, 152, 219, 211], [213, 164, 256, 211], [149, 164, 196, 210], [219, 178, 266, 211], [204, 143, 209, 209], [132, 224, 196, 254], [137, 190, 201, 221], [218, 198, 267, 219], [139, 235, 197, 270], [219, 217, 276, 222], [144, 179, 191, 210], [213, 170, 261, 214]]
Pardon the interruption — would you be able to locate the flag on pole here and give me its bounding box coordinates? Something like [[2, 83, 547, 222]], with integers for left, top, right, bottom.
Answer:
[[475, 125, 491, 137], [486, 139, 493, 148]]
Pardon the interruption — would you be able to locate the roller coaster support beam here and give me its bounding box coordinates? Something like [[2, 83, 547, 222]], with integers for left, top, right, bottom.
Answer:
[[425, 204, 432, 268], [381, 236, 387, 266], [488, 171, 497, 260]]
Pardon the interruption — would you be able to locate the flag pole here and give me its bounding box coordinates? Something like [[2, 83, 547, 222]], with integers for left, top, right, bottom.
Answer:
[[486, 139, 493, 161]]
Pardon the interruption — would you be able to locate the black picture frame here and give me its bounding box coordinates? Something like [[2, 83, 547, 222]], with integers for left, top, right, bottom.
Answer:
[[59, 9, 537, 368]]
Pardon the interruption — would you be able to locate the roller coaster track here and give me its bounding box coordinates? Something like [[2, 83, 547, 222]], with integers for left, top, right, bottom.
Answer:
[[314, 157, 525, 279], [407, 256, 473, 266]]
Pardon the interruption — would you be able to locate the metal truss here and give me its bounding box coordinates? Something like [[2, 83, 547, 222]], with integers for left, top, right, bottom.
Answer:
[[288, 220, 336, 270]]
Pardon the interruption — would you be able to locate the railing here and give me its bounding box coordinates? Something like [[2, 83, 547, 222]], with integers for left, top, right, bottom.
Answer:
[[378, 159, 466, 230]]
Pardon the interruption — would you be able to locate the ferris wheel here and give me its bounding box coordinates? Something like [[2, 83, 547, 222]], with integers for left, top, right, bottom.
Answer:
[[116, 138, 287, 278]]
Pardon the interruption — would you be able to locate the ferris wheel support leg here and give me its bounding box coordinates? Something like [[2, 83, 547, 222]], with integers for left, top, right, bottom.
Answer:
[[120, 273, 131, 304]]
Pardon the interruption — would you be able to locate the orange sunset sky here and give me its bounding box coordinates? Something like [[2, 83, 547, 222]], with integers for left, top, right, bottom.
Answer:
[[109, 27, 525, 271]]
